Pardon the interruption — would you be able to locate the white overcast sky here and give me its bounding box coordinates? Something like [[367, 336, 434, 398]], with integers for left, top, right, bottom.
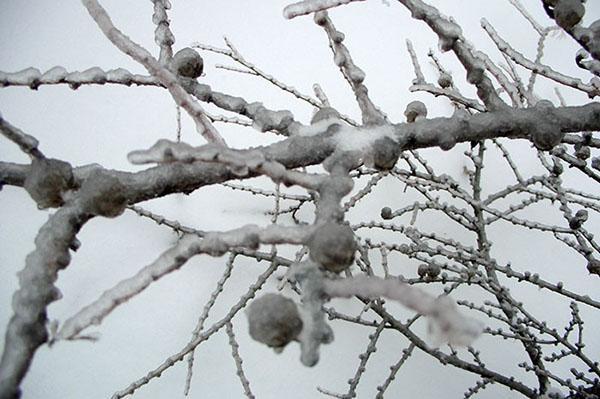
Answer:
[[1, 1, 599, 398]]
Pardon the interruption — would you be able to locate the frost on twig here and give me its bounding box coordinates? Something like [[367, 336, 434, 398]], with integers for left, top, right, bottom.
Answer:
[[0, 116, 44, 159], [314, 11, 387, 125], [397, 0, 508, 111], [0, 67, 161, 89], [283, 0, 366, 19], [128, 139, 324, 189], [481, 18, 600, 98], [82, 0, 227, 146], [2, 0, 600, 397], [0, 206, 89, 399], [324, 276, 483, 346], [151, 0, 174, 65], [58, 223, 311, 341]]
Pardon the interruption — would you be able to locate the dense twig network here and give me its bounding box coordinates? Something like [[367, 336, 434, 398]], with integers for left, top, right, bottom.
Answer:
[[0, 0, 599, 398]]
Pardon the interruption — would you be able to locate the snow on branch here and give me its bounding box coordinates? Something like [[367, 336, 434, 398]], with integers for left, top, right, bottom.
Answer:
[[283, 0, 366, 19], [56, 224, 313, 341], [81, 0, 227, 146], [0, 206, 89, 399], [314, 11, 387, 125], [151, 0, 174, 65], [0, 115, 45, 159], [128, 139, 324, 189], [324, 276, 483, 346], [481, 18, 600, 98], [0, 67, 160, 89], [398, 0, 508, 111]]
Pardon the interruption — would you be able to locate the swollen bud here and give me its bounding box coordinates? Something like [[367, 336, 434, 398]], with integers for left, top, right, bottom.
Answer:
[[246, 293, 303, 349], [371, 137, 400, 170], [438, 72, 453, 88], [404, 101, 427, 123], [381, 207, 393, 219], [530, 101, 564, 151], [554, 0, 584, 30], [308, 223, 357, 273], [170, 48, 204, 78], [311, 107, 341, 125]]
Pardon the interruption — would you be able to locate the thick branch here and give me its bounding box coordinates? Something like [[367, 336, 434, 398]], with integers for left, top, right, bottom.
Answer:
[[0, 206, 89, 399]]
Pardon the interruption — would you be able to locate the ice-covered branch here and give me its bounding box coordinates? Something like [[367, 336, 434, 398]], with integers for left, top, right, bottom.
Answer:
[[0, 67, 160, 89], [283, 0, 366, 19], [324, 276, 482, 346], [2, 103, 599, 205], [481, 18, 600, 98], [541, 0, 600, 62], [128, 139, 325, 189], [0, 115, 44, 159], [151, 0, 174, 65], [314, 11, 387, 125], [397, 0, 508, 111], [0, 206, 89, 399], [81, 0, 226, 146], [112, 261, 280, 399], [184, 79, 301, 135], [56, 223, 311, 341]]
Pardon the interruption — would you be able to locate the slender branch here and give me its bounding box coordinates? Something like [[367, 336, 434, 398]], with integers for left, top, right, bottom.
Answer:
[[81, 0, 227, 146]]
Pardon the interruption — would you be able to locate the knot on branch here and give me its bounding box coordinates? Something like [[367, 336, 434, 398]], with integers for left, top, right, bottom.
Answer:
[[530, 100, 564, 151], [369, 136, 401, 171], [24, 158, 74, 209], [78, 170, 127, 218]]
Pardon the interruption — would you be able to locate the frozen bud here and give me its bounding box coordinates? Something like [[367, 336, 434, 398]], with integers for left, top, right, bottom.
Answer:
[[587, 259, 600, 275], [575, 209, 588, 221], [371, 137, 400, 170], [554, 0, 584, 30], [311, 107, 341, 124], [332, 31, 345, 44], [381, 206, 393, 219], [314, 11, 327, 26], [429, 264, 441, 278], [574, 145, 590, 160], [438, 72, 453, 88], [589, 20, 600, 60], [78, 171, 127, 218], [246, 293, 303, 349], [592, 156, 600, 171], [170, 48, 204, 78], [591, 19, 600, 35], [417, 264, 429, 278], [404, 101, 427, 123], [308, 223, 357, 273], [569, 209, 589, 229], [552, 160, 564, 175], [531, 101, 563, 150], [24, 158, 74, 209], [466, 65, 485, 85]]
